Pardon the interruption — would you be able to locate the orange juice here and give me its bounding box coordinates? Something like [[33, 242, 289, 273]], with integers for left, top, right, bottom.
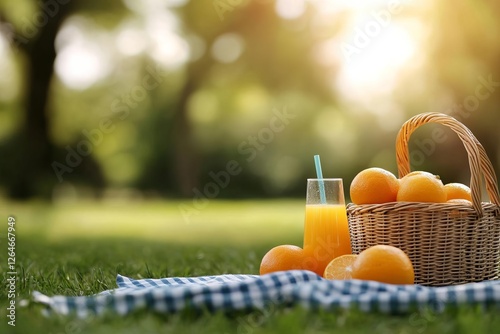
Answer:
[[303, 204, 352, 276]]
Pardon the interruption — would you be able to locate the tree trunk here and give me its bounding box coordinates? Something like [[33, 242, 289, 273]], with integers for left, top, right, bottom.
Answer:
[[172, 77, 199, 196], [170, 54, 215, 197], [9, 1, 73, 199]]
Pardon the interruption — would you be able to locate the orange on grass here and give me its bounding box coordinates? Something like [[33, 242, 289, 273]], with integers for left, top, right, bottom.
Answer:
[[444, 183, 472, 201], [351, 245, 414, 285], [397, 171, 446, 203], [260, 245, 305, 275], [323, 254, 358, 280], [350, 167, 399, 205]]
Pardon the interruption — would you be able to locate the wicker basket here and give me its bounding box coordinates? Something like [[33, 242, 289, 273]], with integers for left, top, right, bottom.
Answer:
[[347, 112, 500, 286]]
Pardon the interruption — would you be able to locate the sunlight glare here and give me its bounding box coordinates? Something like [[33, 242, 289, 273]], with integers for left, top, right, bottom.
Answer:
[[275, 0, 306, 20], [0, 37, 18, 101], [146, 10, 189, 69], [150, 31, 189, 69], [123, 0, 188, 15], [211, 33, 245, 63], [0, 34, 8, 95], [55, 43, 111, 90], [311, 0, 413, 12], [0, 33, 5, 55], [116, 25, 148, 56], [310, 0, 423, 113], [335, 24, 417, 100], [55, 19, 112, 90], [164, 0, 189, 7]]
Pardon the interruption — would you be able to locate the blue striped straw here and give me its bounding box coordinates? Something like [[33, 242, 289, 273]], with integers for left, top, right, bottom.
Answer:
[[314, 155, 326, 204]]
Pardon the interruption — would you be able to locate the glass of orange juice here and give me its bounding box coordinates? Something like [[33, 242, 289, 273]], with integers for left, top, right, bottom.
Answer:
[[303, 178, 352, 276]]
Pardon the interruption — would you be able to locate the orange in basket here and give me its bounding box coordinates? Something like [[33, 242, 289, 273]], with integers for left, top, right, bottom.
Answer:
[[397, 171, 446, 203], [350, 167, 399, 205], [444, 183, 472, 201], [347, 112, 500, 286]]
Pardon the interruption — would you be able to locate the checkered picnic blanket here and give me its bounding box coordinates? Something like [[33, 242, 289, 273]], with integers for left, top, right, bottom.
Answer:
[[33, 270, 500, 317]]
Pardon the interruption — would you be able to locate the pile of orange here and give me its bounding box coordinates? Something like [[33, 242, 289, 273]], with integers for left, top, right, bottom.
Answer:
[[350, 167, 472, 205], [260, 244, 415, 285], [323, 245, 414, 285], [259, 166, 471, 284]]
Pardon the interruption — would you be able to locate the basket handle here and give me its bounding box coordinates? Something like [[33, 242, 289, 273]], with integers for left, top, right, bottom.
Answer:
[[396, 112, 500, 216]]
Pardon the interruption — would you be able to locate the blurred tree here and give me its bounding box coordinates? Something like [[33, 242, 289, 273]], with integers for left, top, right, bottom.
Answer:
[[423, 0, 500, 184], [0, 0, 75, 198], [166, 1, 337, 196], [0, 0, 128, 198], [2, 0, 496, 200]]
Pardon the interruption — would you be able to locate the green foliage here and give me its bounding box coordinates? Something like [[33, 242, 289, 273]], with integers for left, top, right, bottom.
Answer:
[[0, 1, 499, 199]]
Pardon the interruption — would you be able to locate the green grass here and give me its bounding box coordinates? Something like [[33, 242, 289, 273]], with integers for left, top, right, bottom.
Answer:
[[1, 200, 500, 333], [6, 199, 305, 244]]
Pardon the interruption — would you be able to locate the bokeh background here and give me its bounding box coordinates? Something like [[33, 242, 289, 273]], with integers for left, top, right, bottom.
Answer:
[[1, 0, 499, 203], [2, 5, 500, 332]]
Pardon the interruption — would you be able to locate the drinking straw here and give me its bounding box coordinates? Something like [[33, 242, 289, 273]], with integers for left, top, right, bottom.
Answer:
[[314, 155, 327, 204]]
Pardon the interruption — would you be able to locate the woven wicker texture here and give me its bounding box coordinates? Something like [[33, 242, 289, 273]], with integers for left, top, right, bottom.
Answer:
[[347, 113, 500, 286]]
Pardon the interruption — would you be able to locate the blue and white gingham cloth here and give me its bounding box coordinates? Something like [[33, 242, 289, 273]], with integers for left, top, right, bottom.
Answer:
[[33, 270, 500, 317]]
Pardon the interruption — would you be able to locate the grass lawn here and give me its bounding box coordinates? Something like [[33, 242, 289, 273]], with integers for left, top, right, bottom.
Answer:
[[1, 199, 499, 333]]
